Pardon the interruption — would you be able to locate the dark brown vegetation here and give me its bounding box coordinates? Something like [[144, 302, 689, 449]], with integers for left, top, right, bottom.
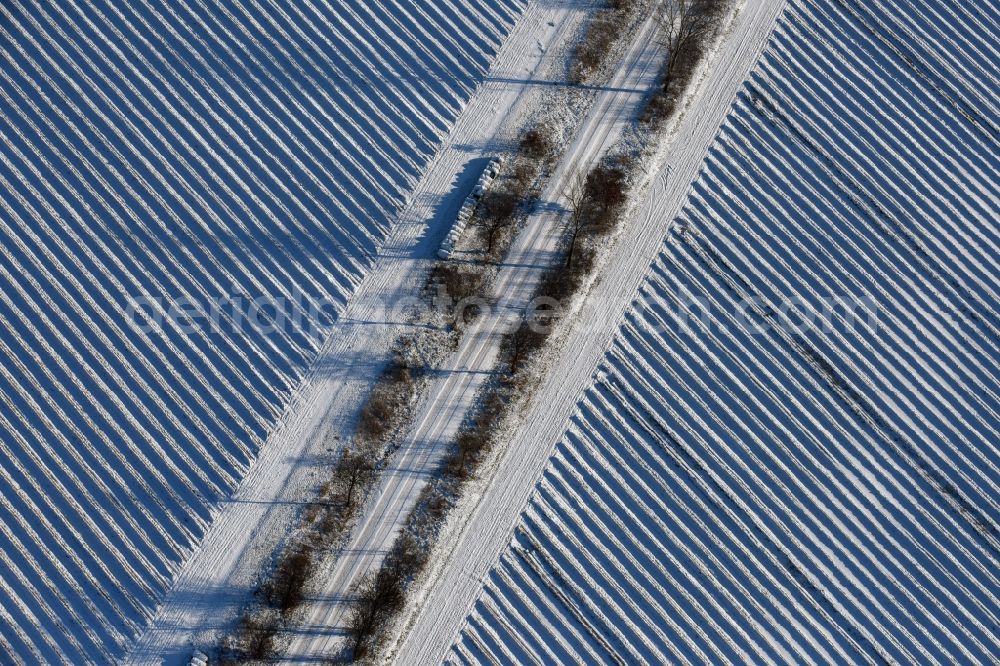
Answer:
[[261, 546, 314, 614], [472, 125, 554, 261], [332, 445, 378, 512], [563, 163, 629, 269], [519, 127, 552, 161], [507, 318, 548, 376], [343, 394, 511, 662], [356, 338, 422, 445], [570, 0, 638, 84], [345, 531, 431, 660], [424, 124, 554, 333], [642, 0, 727, 126], [477, 189, 520, 253], [218, 611, 278, 665], [428, 262, 484, 306], [347, 565, 406, 661], [216, 334, 433, 664]]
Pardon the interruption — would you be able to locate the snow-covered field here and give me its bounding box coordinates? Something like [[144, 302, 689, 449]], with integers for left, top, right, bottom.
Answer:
[[446, 0, 1000, 663], [0, 0, 524, 661]]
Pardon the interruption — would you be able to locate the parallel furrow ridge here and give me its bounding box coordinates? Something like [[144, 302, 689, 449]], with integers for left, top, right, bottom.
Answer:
[[0, 0, 525, 661], [451, 0, 1000, 663]]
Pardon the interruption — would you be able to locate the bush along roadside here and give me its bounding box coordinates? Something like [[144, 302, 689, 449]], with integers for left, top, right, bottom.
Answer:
[[216, 4, 652, 656], [337, 127, 561, 664], [570, 0, 643, 84], [424, 0, 655, 333], [214, 329, 454, 665], [642, 0, 729, 127], [345, 1, 737, 661]]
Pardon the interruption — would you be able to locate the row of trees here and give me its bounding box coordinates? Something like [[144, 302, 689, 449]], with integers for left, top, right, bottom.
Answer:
[[346, 373, 510, 660], [563, 162, 630, 271], [223, 1, 731, 661], [216, 335, 432, 663], [644, 0, 727, 125], [341, 125, 561, 662], [341, 156, 633, 661]]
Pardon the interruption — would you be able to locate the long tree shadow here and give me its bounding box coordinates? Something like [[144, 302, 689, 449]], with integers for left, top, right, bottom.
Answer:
[[487, 75, 647, 94]]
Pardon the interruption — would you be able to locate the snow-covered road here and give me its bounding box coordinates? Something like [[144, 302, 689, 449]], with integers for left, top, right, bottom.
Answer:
[[283, 13, 664, 664], [388, 1, 789, 663]]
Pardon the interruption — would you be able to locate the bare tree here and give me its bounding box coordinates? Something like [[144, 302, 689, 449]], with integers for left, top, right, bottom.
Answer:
[[562, 172, 592, 270], [347, 567, 405, 660], [653, 0, 682, 50], [508, 318, 546, 375], [338, 445, 376, 510], [654, 0, 721, 84], [226, 611, 277, 662], [478, 189, 519, 254], [263, 546, 314, 613], [452, 429, 487, 478]]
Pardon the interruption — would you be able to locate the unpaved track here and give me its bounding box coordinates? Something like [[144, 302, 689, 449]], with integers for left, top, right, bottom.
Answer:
[[390, 1, 789, 663], [284, 15, 664, 664]]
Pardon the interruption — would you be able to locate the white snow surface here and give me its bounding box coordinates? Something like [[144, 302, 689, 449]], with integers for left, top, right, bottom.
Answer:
[[415, 0, 1000, 664], [0, 0, 525, 662]]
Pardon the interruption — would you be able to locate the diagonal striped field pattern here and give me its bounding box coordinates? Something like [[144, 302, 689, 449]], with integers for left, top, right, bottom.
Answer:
[[0, 0, 524, 661], [450, 0, 1000, 663]]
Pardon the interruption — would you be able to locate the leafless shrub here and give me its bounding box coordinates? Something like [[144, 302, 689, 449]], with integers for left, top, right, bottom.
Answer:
[[334, 445, 377, 511], [569, 0, 641, 83], [510, 160, 538, 196], [563, 173, 593, 270], [477, 189, 520, 254], [478, 391, 506, 428], [655, 0, 721, 75], [386, 532, 428, 580], [261, 545, 314, 614], [507, 318, 547, 376], [347, 567, 405, 661], [392, 334, 427, 374], [644, 0, 727, 125], [562, 160, 630, 270], [422, 485, 451, 523], [357, 388, 395, 444], [519, 126, 552, 162], [584, 163, 629, 219], [220, 610, 278, 664], [449, 429, 489, 479], [571, 9, 619, 83], [429, 262, 482, 305]]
